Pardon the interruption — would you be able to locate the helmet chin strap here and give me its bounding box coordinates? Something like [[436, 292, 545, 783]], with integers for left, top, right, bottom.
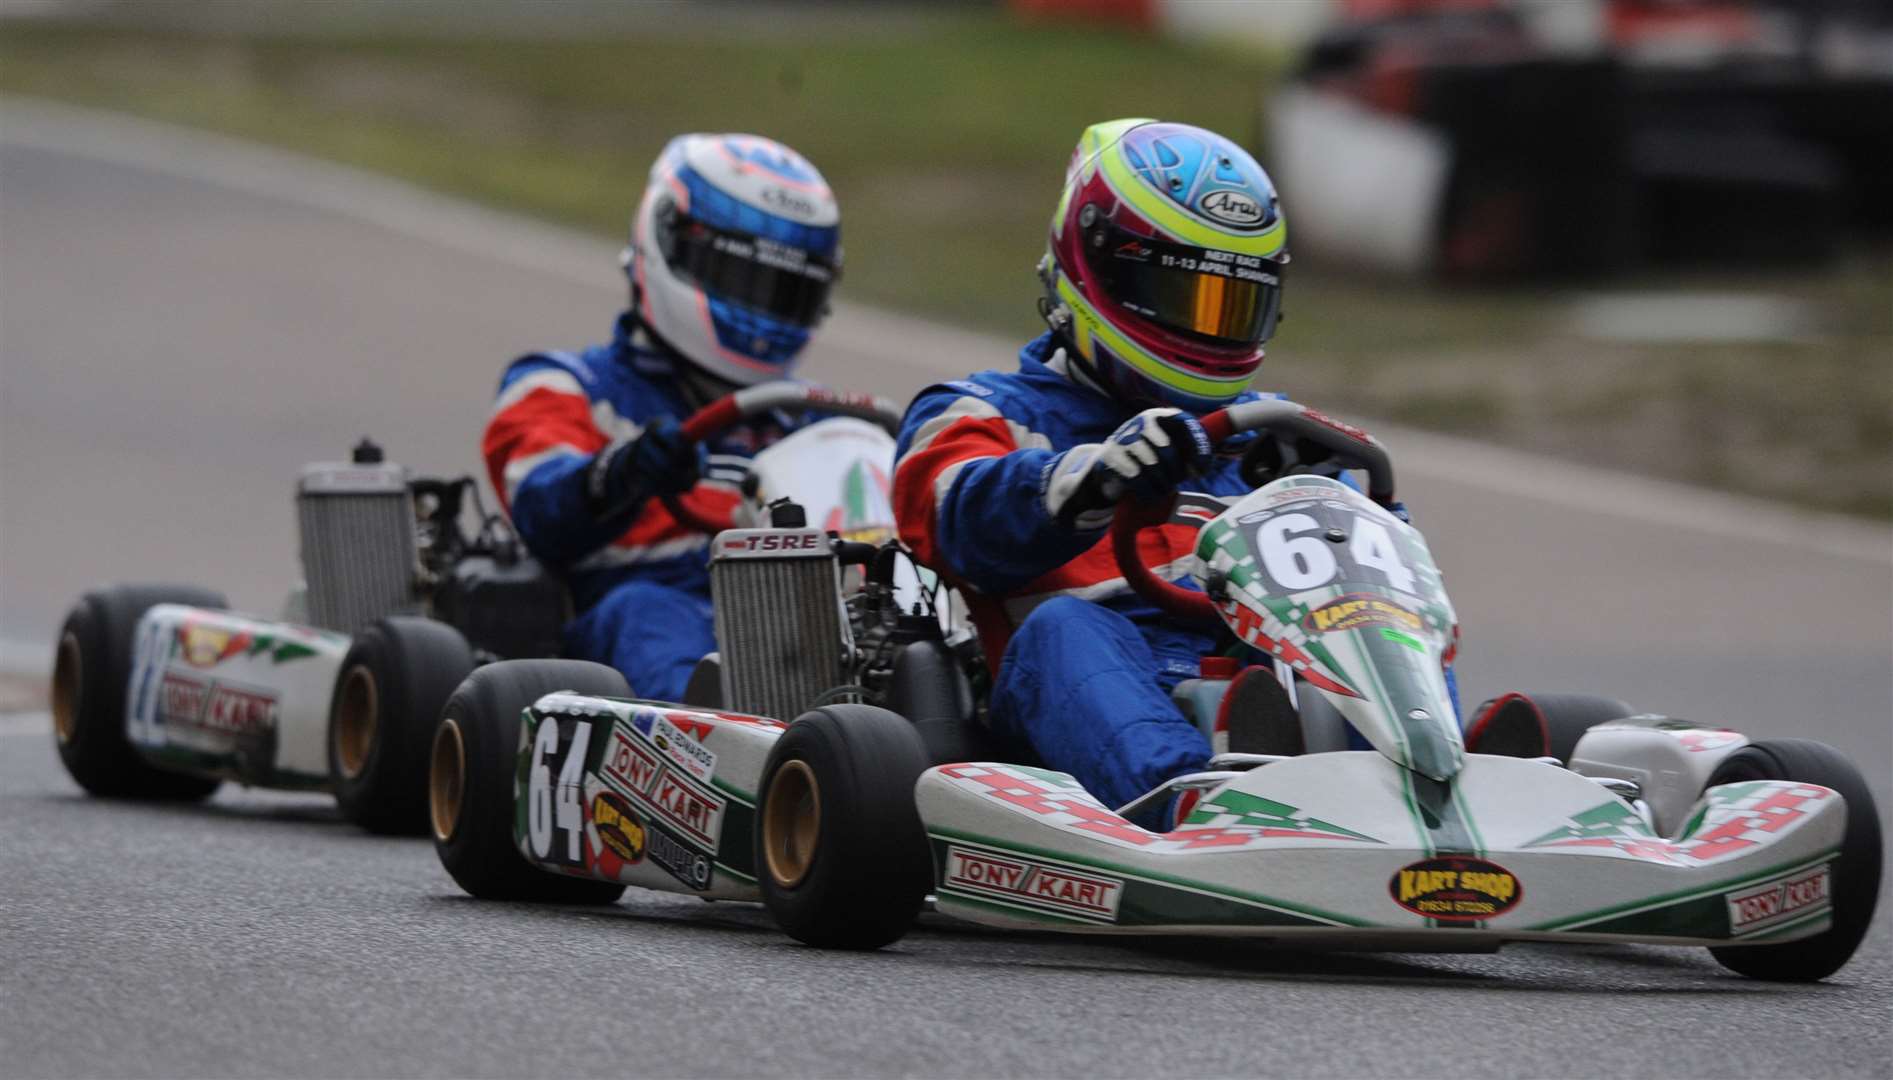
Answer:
[[675, 362, 740, 412], [615, 298, 740, 410]]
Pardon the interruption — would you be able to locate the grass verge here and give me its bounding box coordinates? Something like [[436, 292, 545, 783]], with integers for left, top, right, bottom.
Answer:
[[2, 14, 1886, 517]]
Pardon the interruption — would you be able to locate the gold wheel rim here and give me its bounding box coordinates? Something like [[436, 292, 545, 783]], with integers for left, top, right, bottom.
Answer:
[[52, 632, 82, 746], [333, 665, 378, 780], [429, 717, 466, 843], [762, 759, 822, 889]]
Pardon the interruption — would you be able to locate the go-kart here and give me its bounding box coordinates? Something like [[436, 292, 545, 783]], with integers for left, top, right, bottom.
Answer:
[[429, 399, 1879, 982], [47, 382, 906, 835]]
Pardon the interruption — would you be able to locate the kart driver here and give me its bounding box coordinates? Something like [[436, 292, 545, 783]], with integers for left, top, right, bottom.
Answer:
[[483, 133, 840, 699], [893, 118, 1442, 823]]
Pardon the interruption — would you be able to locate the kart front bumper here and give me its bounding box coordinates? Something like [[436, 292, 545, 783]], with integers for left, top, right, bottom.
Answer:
[[916, 754, 1844, 948]]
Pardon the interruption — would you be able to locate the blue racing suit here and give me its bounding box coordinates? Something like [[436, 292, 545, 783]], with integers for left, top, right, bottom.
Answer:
[[483, 312, 790, 699], [892, 333, 1451, 813]]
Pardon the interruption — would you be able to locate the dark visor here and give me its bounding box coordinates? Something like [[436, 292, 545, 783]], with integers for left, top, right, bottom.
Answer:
[[1088, 225, 1284, 346], [663, 212, 837, 328]]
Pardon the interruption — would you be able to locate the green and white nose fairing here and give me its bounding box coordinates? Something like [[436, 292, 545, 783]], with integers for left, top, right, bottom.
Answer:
[[1196, 475, 1463, 780]]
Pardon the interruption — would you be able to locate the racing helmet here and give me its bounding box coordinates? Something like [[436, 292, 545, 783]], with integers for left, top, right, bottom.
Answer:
[[628, 133, 841, 386], [1040, 118, 1287, 412]]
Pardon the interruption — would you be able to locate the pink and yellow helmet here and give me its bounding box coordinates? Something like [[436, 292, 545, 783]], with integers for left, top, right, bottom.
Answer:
[[1040, 118, 1288, 412]]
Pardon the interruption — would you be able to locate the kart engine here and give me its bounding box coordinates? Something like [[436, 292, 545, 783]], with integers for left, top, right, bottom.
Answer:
[[296, 443, 422, 634]]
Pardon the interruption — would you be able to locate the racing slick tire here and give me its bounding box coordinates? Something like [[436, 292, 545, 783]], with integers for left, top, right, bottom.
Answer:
[[1705, 739, 1882, 982], [328, 617, 475, 835], [430, 659, 629, 904], [1466, 692, 1633, 763], [756, 704, 933, 950], [52, 584, 228, 801]]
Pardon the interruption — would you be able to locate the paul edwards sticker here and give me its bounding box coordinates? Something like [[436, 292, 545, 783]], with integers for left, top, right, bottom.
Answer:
[[1390, 856, 1521, 921]]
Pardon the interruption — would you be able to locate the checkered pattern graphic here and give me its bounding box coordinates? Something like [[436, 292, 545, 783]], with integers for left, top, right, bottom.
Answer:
[[1196, 520, 1360, 698], [1526, 782, 1834, 865], [1185, 789, 1380, 843], [936, 764, 1381, 852], [1674, 729, 1744, 753]]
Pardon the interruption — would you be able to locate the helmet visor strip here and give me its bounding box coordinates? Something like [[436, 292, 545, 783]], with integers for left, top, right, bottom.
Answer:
[[1091, 225, 1284, 346], [664, 213, 837, 328]]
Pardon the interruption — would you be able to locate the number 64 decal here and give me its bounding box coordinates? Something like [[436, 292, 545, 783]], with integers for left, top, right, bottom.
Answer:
[[1256, 512, 1416, 594], [526, 716, 593, 866]]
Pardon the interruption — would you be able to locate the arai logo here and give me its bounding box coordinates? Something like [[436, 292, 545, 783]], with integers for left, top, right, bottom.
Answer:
[[761, 186, 819, 220], [1200, 189, 1265, 227]]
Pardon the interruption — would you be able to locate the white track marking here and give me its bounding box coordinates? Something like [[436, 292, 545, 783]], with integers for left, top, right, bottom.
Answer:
[[3, 95, 1887, 569]]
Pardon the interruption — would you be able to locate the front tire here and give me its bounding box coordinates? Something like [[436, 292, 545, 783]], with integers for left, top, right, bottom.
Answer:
[[1706, 739, 1882, 982], [52, 584, 228, 800], [328, 617, 476, 835], [430, 659, 629, 904], [756, 704, 933, 949]]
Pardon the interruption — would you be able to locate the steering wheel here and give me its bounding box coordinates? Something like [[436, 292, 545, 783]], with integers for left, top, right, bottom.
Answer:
[[1110, 400, 1397, 623], [661, 383, 905, 534]]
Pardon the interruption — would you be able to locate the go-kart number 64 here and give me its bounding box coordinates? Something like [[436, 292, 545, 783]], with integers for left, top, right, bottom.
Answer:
[[528, 717, 593, 866], [1255, 511, 1414, 594]]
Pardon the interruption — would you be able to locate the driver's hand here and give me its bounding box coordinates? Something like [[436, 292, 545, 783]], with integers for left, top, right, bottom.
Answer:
[[1041, 408, 1212, 531], [586, 415, 705, 515]]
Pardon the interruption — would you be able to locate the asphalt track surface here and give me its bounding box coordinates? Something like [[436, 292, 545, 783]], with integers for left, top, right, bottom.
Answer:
[[3, 100, 1890, 1077]]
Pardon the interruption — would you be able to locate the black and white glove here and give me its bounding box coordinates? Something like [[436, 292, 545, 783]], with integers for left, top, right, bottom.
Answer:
[[585, 415, 705, 517], [1040, 408, 1212, 531]]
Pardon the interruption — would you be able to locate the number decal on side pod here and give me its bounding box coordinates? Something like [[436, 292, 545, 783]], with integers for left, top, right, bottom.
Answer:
[[526, 716, 593, 866]]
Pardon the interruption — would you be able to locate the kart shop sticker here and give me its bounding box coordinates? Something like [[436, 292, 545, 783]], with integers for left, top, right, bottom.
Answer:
[[1726, 864, 1830, 936], [1390, 856, 1521, 922], [1301, 594, 1421, 635], [175, 622, 252, 668], [943, 846, 1122, 922], [590, 791, 645, 864]]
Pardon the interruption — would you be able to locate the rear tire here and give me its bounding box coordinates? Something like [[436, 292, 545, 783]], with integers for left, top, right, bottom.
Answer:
[[328, 617, 475, 835], [430, 659, 629, 904], [1706, 739, 1882, 982], [52, 584, 228, 801], [1467, 692, 1634, 763], [756, 704, 933, 949]]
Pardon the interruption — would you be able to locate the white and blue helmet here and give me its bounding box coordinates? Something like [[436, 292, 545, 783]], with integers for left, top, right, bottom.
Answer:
[[629, 133, 841, 386]]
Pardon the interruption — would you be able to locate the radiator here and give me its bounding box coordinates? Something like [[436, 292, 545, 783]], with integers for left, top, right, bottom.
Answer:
[[296, 461, 419, 634], [710, 529, 851, 721]]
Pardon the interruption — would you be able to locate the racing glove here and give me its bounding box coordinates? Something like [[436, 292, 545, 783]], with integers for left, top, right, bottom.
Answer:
[[584, 415, 705, 519], [1040, 408, 1213, 532]]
